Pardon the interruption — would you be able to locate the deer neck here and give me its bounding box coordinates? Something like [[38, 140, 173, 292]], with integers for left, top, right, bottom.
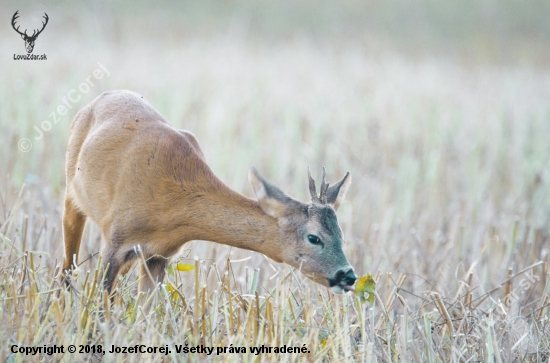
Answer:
[[177, 182, 286, 262]]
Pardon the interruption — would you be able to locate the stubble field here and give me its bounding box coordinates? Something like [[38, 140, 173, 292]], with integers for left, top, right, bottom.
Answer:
[[1, 1, 550, 362]]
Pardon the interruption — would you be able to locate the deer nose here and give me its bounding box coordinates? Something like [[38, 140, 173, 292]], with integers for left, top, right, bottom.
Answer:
[[329, 268, 357, 287], [341, 268, 357, 286]]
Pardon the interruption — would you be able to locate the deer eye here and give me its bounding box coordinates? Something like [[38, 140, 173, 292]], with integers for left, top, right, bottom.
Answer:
[[307, 234, 323, 246]]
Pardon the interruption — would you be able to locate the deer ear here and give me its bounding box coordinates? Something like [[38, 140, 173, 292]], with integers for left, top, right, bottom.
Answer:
[[21, 34, 25, 40], [326, 172, 351, 211], [249, 168, 293, 218]]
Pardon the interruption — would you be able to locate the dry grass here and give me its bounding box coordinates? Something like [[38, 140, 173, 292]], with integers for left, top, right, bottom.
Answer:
[[1, 1, 550, 362]]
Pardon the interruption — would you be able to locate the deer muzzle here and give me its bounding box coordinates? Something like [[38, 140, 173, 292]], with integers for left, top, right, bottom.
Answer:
[[328, 267, 357, 294]]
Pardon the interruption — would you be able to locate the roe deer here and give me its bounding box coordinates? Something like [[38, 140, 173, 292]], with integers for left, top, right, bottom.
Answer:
[[62, 90, 357, 294]]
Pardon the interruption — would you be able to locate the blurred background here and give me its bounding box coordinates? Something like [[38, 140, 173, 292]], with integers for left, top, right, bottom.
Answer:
[[1, 0, 550, 306]]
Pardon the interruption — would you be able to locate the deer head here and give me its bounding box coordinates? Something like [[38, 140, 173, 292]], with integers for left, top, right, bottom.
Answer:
[[249, 167, 357, 293], [12, 11, 49, 54]]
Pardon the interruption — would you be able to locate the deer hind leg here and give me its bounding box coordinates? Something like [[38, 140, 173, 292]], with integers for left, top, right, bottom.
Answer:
[[101, 244, 125, 294], [139, 256, 168, 293], [61, 197, 87, 280]]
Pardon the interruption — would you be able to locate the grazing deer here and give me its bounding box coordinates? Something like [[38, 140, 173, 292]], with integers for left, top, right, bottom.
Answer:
[[11, 11, 49, 54], [62, 90, 357, 294]]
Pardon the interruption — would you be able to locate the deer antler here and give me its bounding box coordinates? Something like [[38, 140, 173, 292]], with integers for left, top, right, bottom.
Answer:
[[319, 167, 329, 203], [308, 167, 330, 204], [30, 13, 49, 39], [11, 11, 26, 37], [308, 167, 319, 203]]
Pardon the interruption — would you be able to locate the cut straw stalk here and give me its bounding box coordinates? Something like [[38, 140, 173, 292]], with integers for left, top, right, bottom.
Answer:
[[433, 292, 454, 338], [103, 289, 110, 321], [265, 298, 274, 341], [201, 285, 207, 345], [474, 261, 543, 308], [504, 267, 513, 299], [375, 274, 406, 332], [225, 272, 234, 335], [536, 295, 549, 321], [194, 258, 199, 340], [255, 291, 261, 337]]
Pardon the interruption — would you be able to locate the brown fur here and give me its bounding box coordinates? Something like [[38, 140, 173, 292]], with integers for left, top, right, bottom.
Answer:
[[62, 90, 355, 294]]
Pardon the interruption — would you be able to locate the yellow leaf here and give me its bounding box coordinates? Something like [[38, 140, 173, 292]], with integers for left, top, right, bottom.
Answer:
[[166, 283, 180, 301], [175, 263, 195, 272], [318, 329, 330, 348], [354, 273, 376, 305]]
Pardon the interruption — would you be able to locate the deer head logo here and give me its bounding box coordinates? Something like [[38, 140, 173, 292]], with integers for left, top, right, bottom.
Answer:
[[12, 11, 49, 54]]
